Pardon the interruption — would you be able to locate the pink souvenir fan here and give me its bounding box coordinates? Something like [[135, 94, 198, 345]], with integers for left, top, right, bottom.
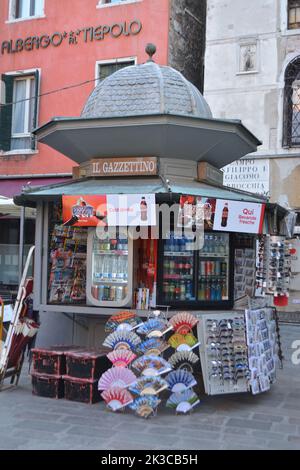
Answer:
[[107, 350, 137, 368], [98, 367, 136, 391], [101, 387, 134, 411], [169, 312, 198, 335]]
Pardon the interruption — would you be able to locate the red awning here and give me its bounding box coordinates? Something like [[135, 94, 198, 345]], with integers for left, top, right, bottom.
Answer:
[[0, 178, 71, 198]]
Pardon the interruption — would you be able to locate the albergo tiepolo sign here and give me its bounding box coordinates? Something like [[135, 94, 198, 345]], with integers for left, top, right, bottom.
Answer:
[[1, 19, 142, 54]]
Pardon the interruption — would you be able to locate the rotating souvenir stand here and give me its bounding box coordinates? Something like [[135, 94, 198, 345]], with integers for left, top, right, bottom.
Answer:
[[197, 313, 249, 395], [255, 235, 291, 301]]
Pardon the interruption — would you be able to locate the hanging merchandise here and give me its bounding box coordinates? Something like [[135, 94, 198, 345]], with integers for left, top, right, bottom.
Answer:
[[129, 396, 161, 419], [98, 367, 137, 391], [168, 351, 200, 373], [132, 355, 172, 377], [168, 332, 199, 351], [107, 350, 137, 368], [102, 330, 141, 351], [169, 312, 199, 335], [136, 318, 173, 338], [166, 390, 200, 415], [105, 311, 143, 334], [245, 307, 279, 394], [135, 338, 169, 356], [255, 235, 292, 304], [165, 369, 197, 393], [199, 314, 250, 395], [128, 376, 168, 396], [48, 225, 87, 304], [101, 387, 134, 411]]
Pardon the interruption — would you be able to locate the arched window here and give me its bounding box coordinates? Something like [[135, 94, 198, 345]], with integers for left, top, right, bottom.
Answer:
[[283, 57, 300, 147]]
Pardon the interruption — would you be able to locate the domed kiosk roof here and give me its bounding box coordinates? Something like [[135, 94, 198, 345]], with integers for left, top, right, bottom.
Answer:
[[81, 61, 212, 120], [33, 45, 261, 168]]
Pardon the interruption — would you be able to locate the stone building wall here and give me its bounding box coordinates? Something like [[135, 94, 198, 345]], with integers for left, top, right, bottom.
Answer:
[[168, 0, 207, 93]]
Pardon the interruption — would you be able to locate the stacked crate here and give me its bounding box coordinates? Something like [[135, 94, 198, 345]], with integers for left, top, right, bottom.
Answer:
[[31, 347, 111, 404], [31, 346, 81, 399], [63, 350, 111, 404]]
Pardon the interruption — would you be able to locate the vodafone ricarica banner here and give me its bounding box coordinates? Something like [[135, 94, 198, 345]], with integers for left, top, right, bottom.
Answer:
[[213, 200, 265, 234]]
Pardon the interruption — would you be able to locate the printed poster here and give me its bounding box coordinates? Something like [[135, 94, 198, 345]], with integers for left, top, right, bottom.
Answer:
[[213, 199, 265, 234], [62, 194, 156, 227]]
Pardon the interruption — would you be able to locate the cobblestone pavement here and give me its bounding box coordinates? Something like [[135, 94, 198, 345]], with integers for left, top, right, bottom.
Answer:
[[0, 324, 299, 450]]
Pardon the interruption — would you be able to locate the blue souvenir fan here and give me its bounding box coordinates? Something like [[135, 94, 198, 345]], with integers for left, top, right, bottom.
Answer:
[[166, 390, 200, 414], [136, 338, 169, 356], [129, 396, 161, 419], [165, 369, 197, 393], [136, 319, 173, 338], [132, 355, 172, 377], [128, 377, 168, 396], [103, 330, 141, 351]]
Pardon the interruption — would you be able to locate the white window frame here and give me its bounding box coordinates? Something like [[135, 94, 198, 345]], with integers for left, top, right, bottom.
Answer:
[[97, 0, 142, 9], [2, 68, 41, 155], [281, 0, 300, 36], [95, 56, 137, 86], [7, 0, 45, 24], [236, 38, 259, 76], [11, 76, 35, 138]]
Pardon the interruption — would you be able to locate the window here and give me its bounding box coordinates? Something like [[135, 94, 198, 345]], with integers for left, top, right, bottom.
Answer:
[[96, 59, 136, 83], [283, 57, 300, 147], [288, 0, 300, 29], [11, 0, 44, 20], [0, 71, 39, 152]]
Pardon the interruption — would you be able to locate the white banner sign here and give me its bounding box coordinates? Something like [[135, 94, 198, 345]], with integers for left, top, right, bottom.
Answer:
[[213, 200, 265, 234], [107, 194, 156, 226], [223, 159, 270, 196]]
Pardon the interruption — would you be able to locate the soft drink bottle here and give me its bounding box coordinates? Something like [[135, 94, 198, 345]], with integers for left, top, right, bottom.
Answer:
[[221, 203, 229, 227]]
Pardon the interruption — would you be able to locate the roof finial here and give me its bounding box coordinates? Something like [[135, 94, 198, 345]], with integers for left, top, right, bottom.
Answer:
[[146, 43, 157, 62]]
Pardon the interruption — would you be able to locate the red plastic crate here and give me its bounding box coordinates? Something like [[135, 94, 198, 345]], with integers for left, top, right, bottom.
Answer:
[[32, 372, 64, 399], [31, 346, 82, 375], [65, 349, 110, 380], [63, 375, 101, 404]]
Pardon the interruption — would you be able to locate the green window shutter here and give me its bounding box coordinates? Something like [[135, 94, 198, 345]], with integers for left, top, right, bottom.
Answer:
[[0, 74, 13, 151], [31, 69, 40, 150]]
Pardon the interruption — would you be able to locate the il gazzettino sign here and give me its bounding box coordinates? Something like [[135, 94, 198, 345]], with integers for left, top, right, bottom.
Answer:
[[213, 200, 265, 234]]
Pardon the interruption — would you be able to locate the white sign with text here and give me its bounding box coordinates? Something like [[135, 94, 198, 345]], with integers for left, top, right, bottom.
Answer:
[[213, 199, 265, 234]]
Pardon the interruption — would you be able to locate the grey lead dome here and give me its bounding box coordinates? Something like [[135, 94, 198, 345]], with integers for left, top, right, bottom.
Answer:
[[81, 61, 213, 119]]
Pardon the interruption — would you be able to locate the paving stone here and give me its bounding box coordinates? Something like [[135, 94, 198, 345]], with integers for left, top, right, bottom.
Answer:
[[272, 423, 298, 434], [287, 435, 300, 445], [226, 418, 272, 431], [267, 440, 299, 450], [66, 425, 115, 439], [252, 413, 284, 423], [176, 438, 222, 450]]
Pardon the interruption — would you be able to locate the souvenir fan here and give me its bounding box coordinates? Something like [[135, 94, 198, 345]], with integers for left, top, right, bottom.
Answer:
[[132, 355, 172, 377], [103, 330, 141, 352], [129, 377, 168, 396], [105, 311, 143, 334], [136, 338, 169, 356], [98, 367, 137, 391], [169, 351, 199, 373], [168, 332, 199, 351], [137, 319, 173, 338], [166, 390, 200, 414], [107, 350, 137, 368], [129, 396, 161, 419], [166, 369, 197, 392], [169, 312, 198, 335], [101, 387, 134, 411]]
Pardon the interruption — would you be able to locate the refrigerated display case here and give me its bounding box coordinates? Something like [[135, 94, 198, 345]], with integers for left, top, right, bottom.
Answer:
[[157, 231, 234, 309], [86, 227, 133, 307]]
